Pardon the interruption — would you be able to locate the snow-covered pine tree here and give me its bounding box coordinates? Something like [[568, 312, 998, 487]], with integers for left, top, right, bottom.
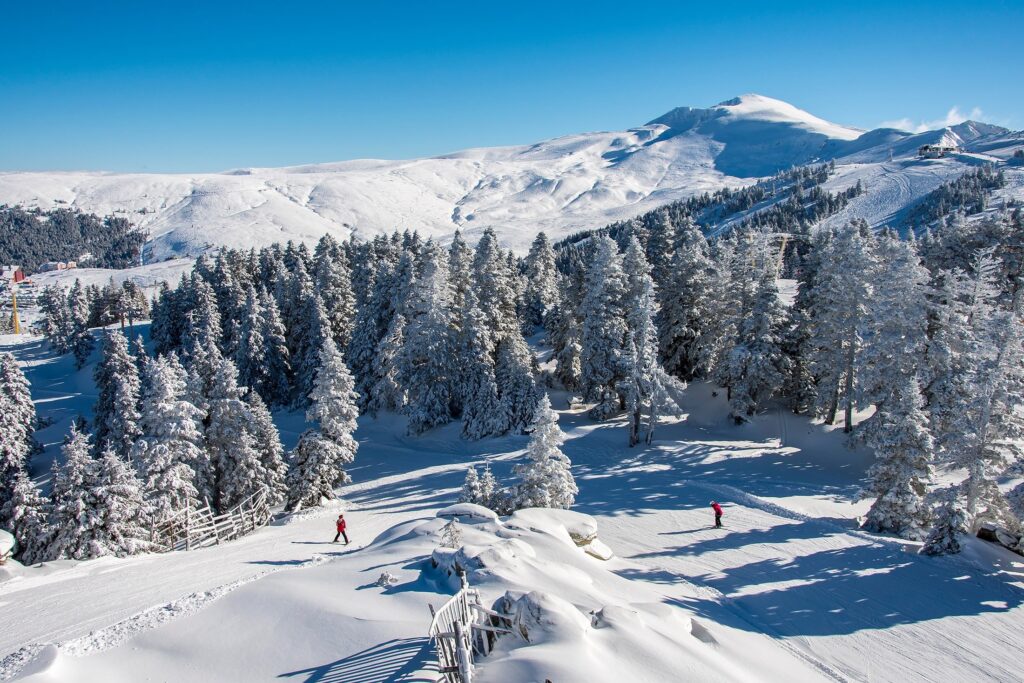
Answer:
[[206, 358, 267, 511], [46, 425, 96, 560], [38, 285, 73, 353], [236, 284, 293, 406], [292, 290, 332, 406], [719, 272, 791, 423], [472, 227, 520, 349], [400, 245, 457, 435], [457, 292, 508, 440], [68, 280, 95, 369], [286, 336, 360, 511], [620, 238, 685, 444], [523, 232, 560, 330], [0, 352, 36, 515], [658, 230, 715, 381], [367, 313, 406, 415], [921, 498, 967, 556], [245, 391, 288, 506], [495, 330, 539, 434], [260, 287, 292, 405], [92, 330, 142, 461], [479, 463, 499, 511], [459, 466, 482, 505], [807, 222, 877, 432], [181, 278, 226, 409], [579, 236, 629, 419], [858, 231, 930, 442], [448, 230, 475, 320], [930, 252, 1024, 535], [860, 373, 934, 540], [82, 448, 150, 558], [132, 355, 203, 522], [513, 394, 577, 510], [2, 469, 51, 564], [314, 237, 357, 351]]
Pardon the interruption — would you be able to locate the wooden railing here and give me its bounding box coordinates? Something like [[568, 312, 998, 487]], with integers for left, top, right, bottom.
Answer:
[[427, 572, 512, 683], [150, 489, 271, 553]]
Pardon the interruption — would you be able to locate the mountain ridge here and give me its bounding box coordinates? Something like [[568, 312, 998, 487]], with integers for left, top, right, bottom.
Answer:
[[0, 94, 1018, 259]]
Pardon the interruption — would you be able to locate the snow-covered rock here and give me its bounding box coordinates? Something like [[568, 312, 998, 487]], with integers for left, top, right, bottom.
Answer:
[[499, 590, 590, 643], [435, 502, 499, 522]]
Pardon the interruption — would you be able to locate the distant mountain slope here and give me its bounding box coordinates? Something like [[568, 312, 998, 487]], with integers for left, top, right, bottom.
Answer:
[[0, 94, 1017, 259]]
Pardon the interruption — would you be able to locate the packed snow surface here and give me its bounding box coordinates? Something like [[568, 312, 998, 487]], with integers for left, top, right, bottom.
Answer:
[[3, 334, 1024, 682]]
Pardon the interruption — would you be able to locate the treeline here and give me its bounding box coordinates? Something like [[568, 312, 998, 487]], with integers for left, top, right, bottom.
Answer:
[[36, 279, 151, 367], [6, 197, 1024, 563], [904, 165, 1009, 229], [0, 205, 147, 271], [556, 162, 862, 277]]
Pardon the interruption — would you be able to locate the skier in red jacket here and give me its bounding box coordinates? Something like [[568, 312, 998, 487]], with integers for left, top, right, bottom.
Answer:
[[333, 514, 349, 544], [711, 501, 723, 528]]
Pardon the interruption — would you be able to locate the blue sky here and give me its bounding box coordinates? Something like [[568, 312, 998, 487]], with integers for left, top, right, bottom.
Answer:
[[1, 1, 1020, 172]]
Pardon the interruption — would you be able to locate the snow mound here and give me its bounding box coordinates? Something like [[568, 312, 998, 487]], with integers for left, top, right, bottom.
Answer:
[[435, 503, 499, 522], [507, 507, 598, 546], [501, 590, 590, 643]]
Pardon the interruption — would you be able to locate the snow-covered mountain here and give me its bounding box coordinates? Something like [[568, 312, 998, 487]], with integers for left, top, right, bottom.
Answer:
[[0, 94, 1017, 259]]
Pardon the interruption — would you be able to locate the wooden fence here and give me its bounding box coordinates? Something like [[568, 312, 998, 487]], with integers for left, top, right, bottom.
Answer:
[[427, 572, 512, 683], [150, 489, 271, 552]]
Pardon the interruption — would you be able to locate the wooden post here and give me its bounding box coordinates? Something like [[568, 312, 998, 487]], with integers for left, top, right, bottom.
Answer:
[[185, 505, 191, 552], [454, 621, 473, 683]]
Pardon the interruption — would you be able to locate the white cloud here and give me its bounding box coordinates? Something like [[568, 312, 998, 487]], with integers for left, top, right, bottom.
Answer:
[[880, 106, 986, 133]]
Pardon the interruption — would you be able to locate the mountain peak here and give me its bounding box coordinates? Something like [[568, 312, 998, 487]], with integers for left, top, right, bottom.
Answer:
[[649, 94, 863, 142]]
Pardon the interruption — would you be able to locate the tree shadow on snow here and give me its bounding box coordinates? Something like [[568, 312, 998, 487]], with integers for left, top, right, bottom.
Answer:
[[278, 637, 436, 683], [665, 536, 1024, 637]]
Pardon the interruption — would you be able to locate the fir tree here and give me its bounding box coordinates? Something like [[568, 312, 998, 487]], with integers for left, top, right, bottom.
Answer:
[[495, 331, 539, 435], [246, 391, 289, 506], [658, 233, 715, 380], [82, 449, 150, 558], [513, 395, 577, 510], [206, 358, 267, 511], [472, 227, 519, 349], [579, 236, 628, 419], [286, 337, 360, 511], [807, 223, 877, 431], [523, 232, 560, 329], [133, 355, 203, 522], [314, 239, 357, 351], [400, 246, 457, 435], [68, 280, 95, 369], [459, 466, 482, 504], [92, 331, 142, 461], [921, 499, 967, 556], [858, 232, 930, 439], [860, 374, 934, 540], [620, 238, 684, 444], [236, 285, 292, 406], [2, 470, 51, 564], [457, 293, 507, 440], [0, 352, 36, 515], [47, 425, 96, 560], [719, 273, 790, 423], [368, 314, 406, 415]]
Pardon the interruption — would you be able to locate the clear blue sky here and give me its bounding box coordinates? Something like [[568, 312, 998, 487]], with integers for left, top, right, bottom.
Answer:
[[1, 1, 1020, 172]]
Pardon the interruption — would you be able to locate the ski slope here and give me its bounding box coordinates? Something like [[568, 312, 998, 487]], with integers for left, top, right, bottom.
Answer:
[[2, 335, 1023, 682]]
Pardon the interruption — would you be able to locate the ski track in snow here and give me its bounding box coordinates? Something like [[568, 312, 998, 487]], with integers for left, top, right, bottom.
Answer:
[[0, 554, 334, 681]]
